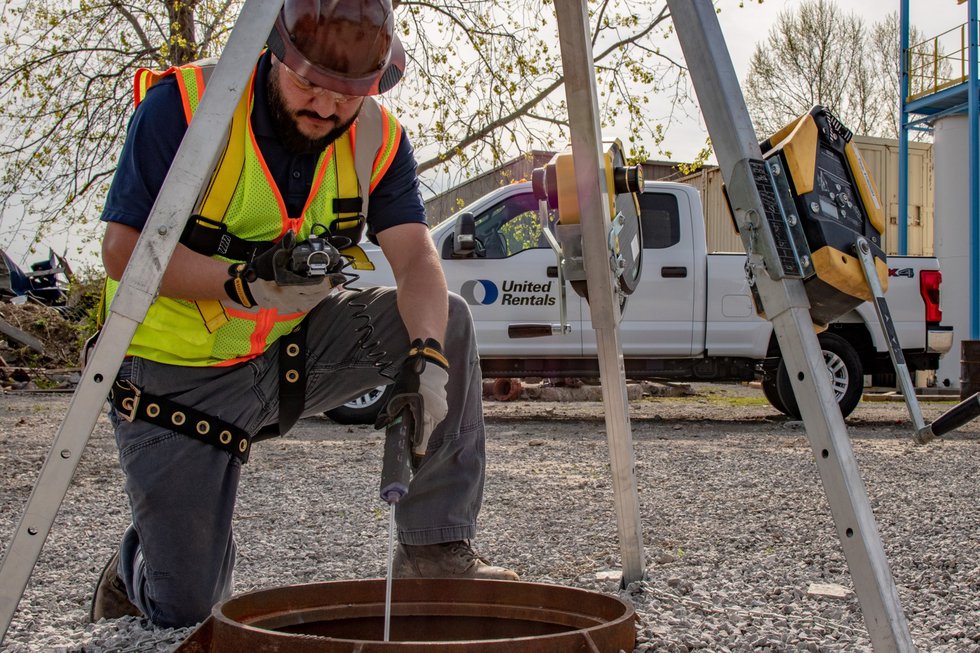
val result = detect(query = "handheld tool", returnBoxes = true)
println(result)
[378,393,425,642]
[262,231,344,286]
[284,235,342,280]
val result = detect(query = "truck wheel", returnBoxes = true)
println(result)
[775,333,863,420]
[761,374,788,415]
[324,384,393,425]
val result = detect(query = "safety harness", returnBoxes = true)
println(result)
[106,60,391,462]
[108,322,308,463]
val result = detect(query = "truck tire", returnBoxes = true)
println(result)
[775,333,863,420]
[761,374,789,415]
[324,384,393,425]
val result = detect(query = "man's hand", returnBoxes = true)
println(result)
[225,272,339,313]
[224,231,344,313]
[377,338,449,458]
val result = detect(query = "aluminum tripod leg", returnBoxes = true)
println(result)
[553,0,645,585]
[854,238,929,440]
[855,237,980,443]
[665,1,915,650]
[0,1,282,643]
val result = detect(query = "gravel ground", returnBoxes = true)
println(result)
[0,383,978,652]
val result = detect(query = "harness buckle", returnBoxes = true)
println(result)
[116,380,141,423]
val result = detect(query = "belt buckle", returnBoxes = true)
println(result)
[116,381,141,423]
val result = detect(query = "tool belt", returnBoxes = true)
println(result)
[108,321,310,464]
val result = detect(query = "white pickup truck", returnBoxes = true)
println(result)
[328,181,953,424]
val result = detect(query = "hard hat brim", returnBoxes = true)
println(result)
[269,14,405,96]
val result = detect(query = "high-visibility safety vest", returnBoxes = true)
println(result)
[104,58,402,367]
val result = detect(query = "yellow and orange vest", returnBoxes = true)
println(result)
[104,58,401,367]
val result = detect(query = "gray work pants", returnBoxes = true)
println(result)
[108,288,485,628]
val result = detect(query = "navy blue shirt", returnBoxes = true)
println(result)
[101,53,426,237]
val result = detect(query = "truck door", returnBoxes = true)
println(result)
[436,189,584,356]
[582,189,697,356]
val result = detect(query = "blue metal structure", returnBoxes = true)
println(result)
[900,0,979,338]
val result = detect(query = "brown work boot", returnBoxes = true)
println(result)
[90,551,143,622]
[393,541,518,581]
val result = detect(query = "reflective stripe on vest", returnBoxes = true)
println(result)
[105,60,401,367]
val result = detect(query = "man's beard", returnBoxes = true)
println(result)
[267,68,358,155]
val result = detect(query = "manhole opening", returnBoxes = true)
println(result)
[180,579,636,652]
[274,615,578,641]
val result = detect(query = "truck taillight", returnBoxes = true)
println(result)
[920,269,943,323]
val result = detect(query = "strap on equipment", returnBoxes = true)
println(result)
[254,318,310,442]
[331,98,384,271]
[180,214,272,261]
[333,131,373,271]
[108,319,310,460]
[109,380,253,463]
[188,61,250,332]
[276,320,309,435]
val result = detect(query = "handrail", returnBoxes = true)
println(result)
[906,22,970,100]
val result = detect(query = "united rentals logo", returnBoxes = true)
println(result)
[460,280,556,306]
[460,279,499,305]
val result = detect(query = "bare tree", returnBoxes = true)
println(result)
[744,1,944,141]
[866,12,941,139]
[0,0,237,256]
[744,0,868,137]
[0,0,698,258]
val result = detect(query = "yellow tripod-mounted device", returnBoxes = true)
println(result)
[741,105,889,329]
[532,139,644,302]
[745,105,980,444]
[508,140,644,339]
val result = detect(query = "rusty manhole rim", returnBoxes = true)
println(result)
[178,578,637,652]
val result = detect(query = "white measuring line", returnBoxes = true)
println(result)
[384,504,397,642]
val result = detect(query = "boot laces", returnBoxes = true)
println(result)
[446,540,487,566]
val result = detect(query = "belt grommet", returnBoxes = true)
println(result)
[172,411,186,426]
[220,430,233,445]
[147,403,160,418]
[239,439,248,453]
[285,369,299,383]
[121,398,134,411]
[196,420,210,435]
[286,343,300,357]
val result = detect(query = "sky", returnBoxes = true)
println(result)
[0,0,973,269]
[644,0,972,162]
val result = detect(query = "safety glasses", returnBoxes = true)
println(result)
[281,63,362,105]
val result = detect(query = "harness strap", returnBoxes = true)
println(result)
[109,380,253,463]
[275,320,309,436]
[196,61,247,223]
[188,62,250,332]
[180,214,272,261]
[331,98,382,271]
[109,321,309,459]
[354,98,384,217]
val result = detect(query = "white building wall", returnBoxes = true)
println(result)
[933,115,971,390]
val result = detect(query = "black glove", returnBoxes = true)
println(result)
[376,338,450,462]
[224,232,343,312]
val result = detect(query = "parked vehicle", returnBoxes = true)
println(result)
[328,181,952,424]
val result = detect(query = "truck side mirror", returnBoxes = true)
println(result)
[452,212,477,258]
